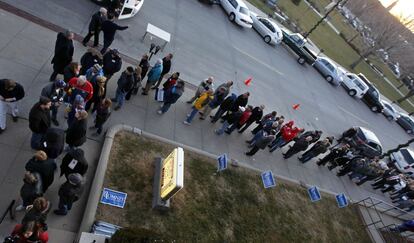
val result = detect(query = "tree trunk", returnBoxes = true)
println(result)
[395,90,414,104]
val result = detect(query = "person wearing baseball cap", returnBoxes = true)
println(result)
[41,79,66,126]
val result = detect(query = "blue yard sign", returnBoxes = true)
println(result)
[100,188,128,208]
[261,171,276,189]
[336,193,348,208]
[308,186,321,202]
[217,154,228,172]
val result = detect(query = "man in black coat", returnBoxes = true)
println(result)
[299,137,334,163]
[50,30,74,81]
[100,13,128,54]
[25,151,57,193]
[0,79,25,133]
[283,136,313,159]
[82,8,107,47]
[40,128,65,159]
[54,173,84,216]
[41,80,66,126]
[211,93,237,123]
[238,105,264,133]
[231,92,250,112]
[29,97,52,150]
[152,53,174,89]
[102,49,122,93]
[112,66,134,110]
[60,148,88,179]
[139,54,150,80]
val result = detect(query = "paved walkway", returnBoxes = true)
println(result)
[0,5,402,242]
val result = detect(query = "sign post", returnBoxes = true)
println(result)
[336,193,348,208]
[308,186,322,202]
[217,154,228,172]
[261,171,276,189]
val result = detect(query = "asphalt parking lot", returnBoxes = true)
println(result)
[2,0,412,157]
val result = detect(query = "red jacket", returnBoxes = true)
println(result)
[12,224,49,243]
[239,110,252,125]
[68,77,94,102]
[281,121,301,141]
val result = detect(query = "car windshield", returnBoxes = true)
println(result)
[401,149,414,165]
[291,34,305,45]
[239,7,249,15]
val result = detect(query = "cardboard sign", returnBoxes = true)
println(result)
[217,154,228,172]
[155,88,164,102]
[336,193,348,208]
[261,171,276,189]
[308,186,321,202]
[100,188,128,208]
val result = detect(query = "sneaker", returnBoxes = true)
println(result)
[183,121,190,125]
[157,110,163,115]
[12,116,18,122]
[51,119,59,126]
[15,205,25,211]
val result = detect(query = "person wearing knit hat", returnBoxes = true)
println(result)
[25,150,57,193]
[41,80,66,126]
[82,7,107,47]
[29,97,52,150]
[54,173,84,216]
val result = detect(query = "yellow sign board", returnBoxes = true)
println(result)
[160,147,184,200]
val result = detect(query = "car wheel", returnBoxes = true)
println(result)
[264,35,271,44]
[229,13,235,22]
[371,106,379,112]
[325,76,333,83]
[297,57,305,65]
[348,90,357,97]
[386,116,393,121]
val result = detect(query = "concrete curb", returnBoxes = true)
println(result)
[77,124,345,241]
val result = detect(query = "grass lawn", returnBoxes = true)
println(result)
[246,0,414,112]
[96,132,371,242]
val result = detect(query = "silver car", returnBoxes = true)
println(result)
[390,148,414,175]
[313,56,344,86]
[250,13,283,45]
[380,100,399,121]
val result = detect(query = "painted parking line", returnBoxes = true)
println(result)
[338,106,370,126]
[232,46,284,76]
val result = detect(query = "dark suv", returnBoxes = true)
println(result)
[358,74,384,113]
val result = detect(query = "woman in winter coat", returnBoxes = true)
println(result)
[25,151,56,193]
[60,148,89,179]
[39,127,65,159]
[22,197,51,230]
[85,75,106,112]
[299,137,333,163]
[226,105,253,134]
[246,130,276,156]
[80,48,103,75]
[125,66,143,100]
[54,173,84,216]
[158,80,185,114]
[269,121,301,152]
[66,95,85,127]
[162,72,180,91]
[63,62,81,83]
[91,98,112,135]
[251,111,278,134]
[11,220,49,243]
[66,110,88,149]
[17,172,43,211]
[138,54,150,80]
[184,90,213,125]
[142,59,163,95]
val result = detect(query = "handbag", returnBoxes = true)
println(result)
[154,88,164,102]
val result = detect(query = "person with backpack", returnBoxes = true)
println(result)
[111,66,135,110]
[54,173,84,216]
[60,148,89,179]
[16,172,43,212]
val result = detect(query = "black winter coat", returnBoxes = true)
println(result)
[58,181,84,204]
[60,149,89,178]
[219,95,236,111]
[20,172,43,206]
[0,79,25,101]
[66,119,87,147]
[95,104,111,125]
[25,158,56,193]
[224,110,243,125]
[40,128,65,159]
[22,206,49,227]
[51,32,74,73]
[101,20,128,41]
[88,12,104,32]
[63,65,78,83]
[117,71,134,92]
[103,53,122,76]
[247,107,263,123]
[307,141,330,155]
[161,57,171,75]
[80,52,103,75]
[29,103,51,134]
[291,138,310,152]
[231,95,248,111]
[139,58,150,79]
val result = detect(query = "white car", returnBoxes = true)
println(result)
[390,148,414,175]
[341,73,369,99]
[91,0,144,19]
[312,57,345,86]
[250,13,283,44]
[219,0,253,28]
[381,100,399,121]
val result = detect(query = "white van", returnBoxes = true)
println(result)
[91,0,144,19]
[341,73,369,99]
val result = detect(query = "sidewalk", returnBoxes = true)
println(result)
[0,5,404,242]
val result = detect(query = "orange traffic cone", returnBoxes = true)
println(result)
[292,104,300,110]
[244,77,252,86]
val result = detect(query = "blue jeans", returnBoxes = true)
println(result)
[56,197,73,215]
[31,133,44,150]
[216,121,230,135]
[115,88,126,107]
[160,103,172,113]
[269,137,286,152]
[186,107,199,123]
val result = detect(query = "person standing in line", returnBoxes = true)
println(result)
[65,110,88,149]
[102,49,122,82]
[283,136,313,159]
[161,72,180,91]
[63,62,81,83]
[125,66,142,100]
[80,48,103,75]
[54,173,84,216]
[21,197,51,231]
[184,90,213,125]
[16,172,43,212]
[238,105,264,133]
[29,97,52,150]
[25,150,56,193]
[246,117,283,147]
[269,121,301,152]
[82,7,107,47]
[215,106,245,135]
[142,59,163,95]
[91,98,112,135]
[50,30,74,81]
[230,92,250,112]
[10,221,49,243]
[60,148,89,179]
[85,64,104,84]
[39,127,65,160]
[317,143,350,168]
[245,130,276,156]
[85,75,106,112]
[138,54,150,80]
[151,53,173,89]
[0,79,25,133]
[112,66,135,110]
[226,105,253,134]
[158,80,185,114]
[100,13,128,54]
[199,85,228,120]
[187,77,214,104]
[67,76,94,103]
[41,80,66,126]
[210,93,236,123]
[299,137,333,163]
[251,111,277,134]
[66,95,85,128]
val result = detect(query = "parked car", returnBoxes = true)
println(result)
[281,30,318,65]
[91,0,144,19]
[219,0,253,28]
[250,13,283,45]
[381,100,399,121]
[312,57,344,85]
[340,73,369,99]
[390,148,414,174]
[396,113,414,134]
[358,74,384,113]
[346,126,383,158]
